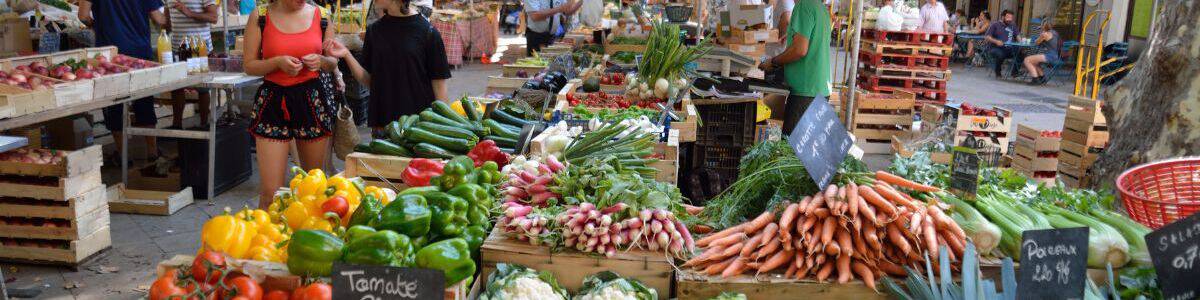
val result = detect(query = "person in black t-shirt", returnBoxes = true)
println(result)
[326,0,452,132]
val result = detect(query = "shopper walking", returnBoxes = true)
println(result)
[243,0,341,208]
[918,0,949,33]
[984,10,1020,77]
[165,0,217,129]
[327,0,453,133]
[78,0,167,164]
[758,0,831,133]
[523,0,581,55]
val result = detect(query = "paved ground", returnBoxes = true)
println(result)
[1,39,1078,299]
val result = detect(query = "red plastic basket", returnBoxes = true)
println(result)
[1116,157,1200,229]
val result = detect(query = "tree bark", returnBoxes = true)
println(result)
[1089,1,1200,189]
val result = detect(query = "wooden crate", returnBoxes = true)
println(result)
[1064,95,1105,128]
[0,145,102,177]
[1058,162,1089,188]
[0,83,55,116]
[554,94,699,142]
[849,90,915,154]
[0,201,108,240]
[649,142,679,184]
[158,254,302,293]
[0,224,110,265]
[675,270,886,300]
[159,62,189,83]
[1010,164,1057,186]
[480,228,673,296]
[0,185,106,220]
[1058,140,1101,168]
[343,152,415,182]
[946,105,1012,134]
[83,46,132,99]
[727,28,779,44]
[726,43,766,58]
[1012,145,1058,171]
[1062,123,1108,148]
[0,169,101,200]
[501,64,546,77]
[604,43,647,55]
[487,75,529,94]
[953,134,1010,154]
[39,49,95,106]
[106,184,195,216]
[128,64,163,91]
[1015,125,1061,153]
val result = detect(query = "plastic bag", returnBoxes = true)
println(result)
[875,5,903,31]
[579,0,604,27]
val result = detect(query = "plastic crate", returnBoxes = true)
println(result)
[178,119,253,200]
[1117,157,1200,229]
[694,101,757,147]
[665,5,692,23]
[689,144,747,189]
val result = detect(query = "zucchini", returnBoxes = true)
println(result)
[401,114,419,132]
[461,97,482,122]
[420,110,463,127]
[415,121,478,142]
[386,120,405,144]
[354,143,372,153]
[413,143,455,159]
[485,135,518,147]
[432,101,469,124]
[406,127,474,152]
[483,119,520,138]
[368,139,413,157]
[490,109,532,127]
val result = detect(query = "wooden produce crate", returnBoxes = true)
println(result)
[675,270,886,300]
[0,145,101,177]
[648,142,679,184]
[1012,124,1060,174]
[604,43,647,55]
[501,64,546,77]
[1015,125,1061,153]
[159,62,189,83]
[83,46,132,99]
[0,224,110,266]
[726,43,767,58]
[726,28,779,44]
[1058,139,1101,169]
[953,134,1010,154]
[847,90,915,154]
[480,228,673,296]
[127,63,164,92]
[0,169,102,200]
[1057,162,1090,189]
[1062,95,1106,142]
[158,254,302,293]
[37,50,95,107]
[0,186,108,240]
[947,105,1012,134]
[0,83,55,117]
[343,152,415,182]
[486,75,529,95]
[106,184,195,216]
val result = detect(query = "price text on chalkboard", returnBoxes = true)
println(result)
[1146,213,1200,300]
[1018,227,1089,300]
[787,96,852,188]
[332,263,446,300]
[950,146,980,197]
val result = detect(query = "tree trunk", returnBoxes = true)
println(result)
[1089,1,1200,189]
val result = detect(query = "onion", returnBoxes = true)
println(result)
[654,78,670,98]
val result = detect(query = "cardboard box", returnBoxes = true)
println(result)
[0,14,32,56]
[45,115,94,151]
[729,29,779,44]
[727,43,767,59]
[724,4,773,30]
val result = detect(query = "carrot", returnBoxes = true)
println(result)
[758,249,794,273]
[852,226,869,259]
[794,251,806,269]
[875,171,941,192]
[756,238,782,260]
[820,217,836,245]
[682,203,705,215]
[815,261,834,282]
[799,215,818,235]
[863,225,881,251]
[684,246,723,267]
[887,223,912,255]
[722,258,746,278]
[825,184,838,200]
[710,232,748,248]
[807,194,826,214]
[743,211,775,235]
[697,224,744,247]
[690,224,714,234]
[720,242,744,259]
[785,261,798,278]
[858,195,879,226]
[812,208,831,218]
[779,203,800,236]
[815,253,826,266]
[836,227,854,258]
[760,223,779,248]
[877,260,906,276]
[836,254,853,283]
[798,196,813,213]
[910,211,925,235]
[847,182,860,216]
[874,184,920,211]
[741,233,765,258]
[930,205,966,239]
[923,218,938,258]
[824,242,841,256]
[857,186,898,216]
[705,257,734,275]
[852,261,877,290]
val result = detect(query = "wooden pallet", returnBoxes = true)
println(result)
[675,269,886,300]
[860,64,952,80]
[862,29,955,46]
[0,225,110,266]
[0,145,101,177]
[0,169,102,200]
[106,184,194,216]
[0,186,108,240]
[858,73,948,90]
[480,228,673,296]
[858,49,951,69]
[860,39,953,57]
[344,152,417,182]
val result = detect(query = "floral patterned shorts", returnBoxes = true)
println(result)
[249,73,336,141]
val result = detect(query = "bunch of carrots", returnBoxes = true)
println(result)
[682,171,968,290]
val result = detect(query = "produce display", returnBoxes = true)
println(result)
[149,251,333,300]
[354,97,536,157]
[512,56,549,68]
[611,52,638,64]
[625,21,710,101]
[480,264,655,300]
[570,105,661,123]
[520,71,572,93]
[0,148,69,164]
[1,65,56,90]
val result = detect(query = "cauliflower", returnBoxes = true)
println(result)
[497,277,565,300]
[481,264,570,300]
[577,285,639,300]
[573,271,656,300]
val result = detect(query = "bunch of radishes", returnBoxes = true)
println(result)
[0,148,67,164]
[498,202,553,246]
[501,155,566,207]
[628,207,694,259]
[559,202,624,257]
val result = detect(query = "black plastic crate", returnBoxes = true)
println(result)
[179,119,253,199]
[689,143,748,191]
[694,101,757,147]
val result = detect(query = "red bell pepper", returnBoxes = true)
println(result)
[468,140,510,167]
[401,158,445,187]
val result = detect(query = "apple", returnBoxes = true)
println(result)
[15,65,28,72]
[29,61,42,69]
[11,74,26,83]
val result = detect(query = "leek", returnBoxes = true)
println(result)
[973,191,1051,257]
[1088,209,1151,267]
[943,194,1002,254]
[1039,204,1130,268]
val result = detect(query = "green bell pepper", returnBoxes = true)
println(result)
[372,194,432,238]
[287,230,344,277]
[460,225,487,260]
[476,161,503,185]
[342,227,415,267]
[415,238,476,287]
[448,183,492,227]
[431,156,476,190]
[344,225,378,243]
[424,191,469,238]
[412,235,430,249]
[398,186,441,196]
[347,194,383,227]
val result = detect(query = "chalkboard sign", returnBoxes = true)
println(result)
[787,96,852,188]
[515,123,545,155]
[1017,227,1089,300]
[1145,212,1200,300]
[950,146,980,197]
[331,263,446,300]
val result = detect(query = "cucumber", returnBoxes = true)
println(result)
[420,110,463,127]
[354,143,372,153]
[415,121,478,142]
[406,127,473,152]
[461,97,482,122]
[483,119,519,138]
[413,143,455,159]
[485,135,517,147]
[368,139,413,157]
[490,109,532,127]
[386,120,405,144]
[432,101,469,124]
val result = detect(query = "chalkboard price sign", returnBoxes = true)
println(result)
[1017,227,1089,300]
[331,263,446,300]
[1146,213,1200,300]
[787,96,852,188]
[949,146,980,197]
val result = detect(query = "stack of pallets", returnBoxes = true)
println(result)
[843,89,915,154]
[1011,125,1061,186]
[1058,96,1109,188]
[857,29,953,109]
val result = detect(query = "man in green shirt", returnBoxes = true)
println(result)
[760,0,831,132]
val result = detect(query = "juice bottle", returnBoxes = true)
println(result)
[156,30,173,63]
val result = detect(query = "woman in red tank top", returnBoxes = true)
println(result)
[243,0,341,208]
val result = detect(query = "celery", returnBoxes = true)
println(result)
[1040,205,1131,268]
[943,194,1002,254]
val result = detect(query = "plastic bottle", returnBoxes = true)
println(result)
[156,30,173,63]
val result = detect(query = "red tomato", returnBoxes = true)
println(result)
[221,275,263,300]
[321,196,349,218]
[183,280,217,299]
[290,283,332,300]
[149,270,190,300]
[264,290,290,300]
[191,250,228,285]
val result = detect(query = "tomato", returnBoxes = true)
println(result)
[320,196,349,218]
[221,275,263,300]
[264,290,290,300]
[290,283,332,300]
[149,269,189,300]
[191,250,228,285]
[184,280,217,299]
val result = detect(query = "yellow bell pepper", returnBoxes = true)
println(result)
[290,167,328,198]
[328,175,362,203]
[451,100,485,117]
[201,213,258,259]
[247,245,280,262]
[364,186,393,206]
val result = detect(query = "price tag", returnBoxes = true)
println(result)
[950,146,980,198]
[1146,213,1200,300]
[1018,227,1089,300]
[668,129,680,146]
[332,263,445,300]
[753,31,769,41]
[787,96,852,188]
